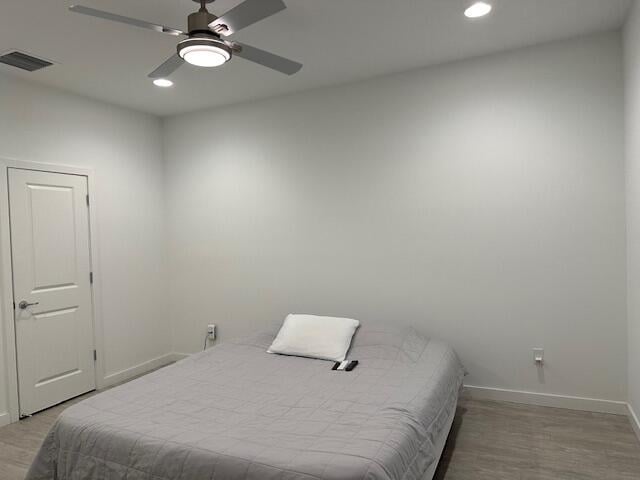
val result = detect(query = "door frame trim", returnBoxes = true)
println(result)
[0,158,104,423]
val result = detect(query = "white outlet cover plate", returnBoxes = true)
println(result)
[533,348,544,363]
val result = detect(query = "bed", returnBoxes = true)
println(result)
[26,323,464,480]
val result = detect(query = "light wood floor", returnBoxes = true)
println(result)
[0,386,638,479]
[434,392,640,479]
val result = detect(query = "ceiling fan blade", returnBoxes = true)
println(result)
[209,0,286,36]
[148,54,185,79]
[69,5,185,36]
[232,42,302,75]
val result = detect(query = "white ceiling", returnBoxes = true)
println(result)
[0,0,632,116]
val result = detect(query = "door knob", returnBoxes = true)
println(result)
[18,300,39,310]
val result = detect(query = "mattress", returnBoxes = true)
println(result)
[26,323,464,480]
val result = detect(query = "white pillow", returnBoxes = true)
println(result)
[267,314,360,362]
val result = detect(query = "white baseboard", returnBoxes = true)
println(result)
[464,385,628,415]
[171,352,191,361]
[628,403,640,441]
[102,353,176,388]
[0,411,10,427]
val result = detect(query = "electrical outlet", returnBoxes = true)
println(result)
[533,348,544,365]
[207,324,216,340]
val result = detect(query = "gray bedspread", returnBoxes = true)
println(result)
[26,324,464,480]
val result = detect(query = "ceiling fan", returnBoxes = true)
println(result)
[69,0,302,80]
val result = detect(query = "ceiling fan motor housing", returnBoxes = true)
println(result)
[178,6,233,68]
[188,9,217,35]
[178,7,232,66]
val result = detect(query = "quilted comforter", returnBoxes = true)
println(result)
[26,324,464,480]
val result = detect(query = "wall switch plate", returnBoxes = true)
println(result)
[533,348,544,365]
[207,324,216,340]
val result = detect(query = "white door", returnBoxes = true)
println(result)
[9,168,96,416]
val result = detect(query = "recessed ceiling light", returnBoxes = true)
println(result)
[153,78,173,88]
[465,2,492,18]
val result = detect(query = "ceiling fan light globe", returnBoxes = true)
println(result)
[177,37,232,68]
[181,46,230,67]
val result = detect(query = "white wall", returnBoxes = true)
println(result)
[0,74,171,421]
[624,1,640,422]
[164,32,627,403]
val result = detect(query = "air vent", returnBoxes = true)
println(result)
[0,51,53,72]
